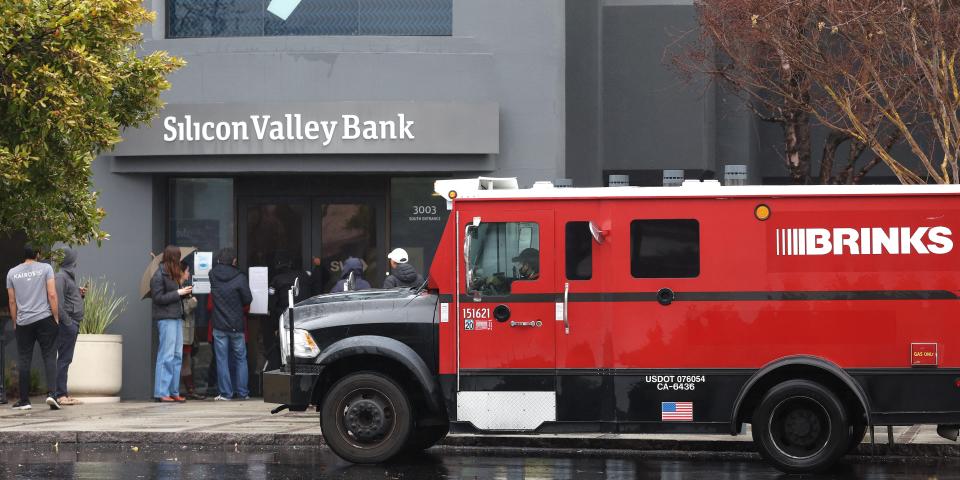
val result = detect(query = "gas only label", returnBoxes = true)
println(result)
[645,375,706,391]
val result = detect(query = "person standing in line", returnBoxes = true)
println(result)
[382,248,425,289]
[209,248,252,401]
[266,253,307,371]
[330,257,371,293]
[53,248,86,406]
[178,262,203,400]
[151,246,192,403]
[5,244,61,410]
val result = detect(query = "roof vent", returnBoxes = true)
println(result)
[663,170,684,187]
[608,174,630,187]
[553,178,573,188]
[532,181,555,189]
[724,165,748,186]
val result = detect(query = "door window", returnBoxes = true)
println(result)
[630,219,700,278]
[466,222,540,295]
[565,222,593,280]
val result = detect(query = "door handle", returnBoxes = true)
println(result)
[563,282,570,334]
[510,320,543,328]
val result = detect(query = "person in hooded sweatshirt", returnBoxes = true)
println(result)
[330,256,371,293]
[54,248,85,406]
[209,248,252,401]
[382,248,424,289]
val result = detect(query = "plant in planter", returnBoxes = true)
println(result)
[68,278,127,403]
[80,278,127,334]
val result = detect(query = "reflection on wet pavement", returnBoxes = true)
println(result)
[0,444,957,479]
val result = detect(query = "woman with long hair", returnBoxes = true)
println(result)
[150,245,193,402]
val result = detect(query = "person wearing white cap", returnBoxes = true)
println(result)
[382,248,424,289]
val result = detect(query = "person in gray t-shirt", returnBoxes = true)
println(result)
[5,244,61,410]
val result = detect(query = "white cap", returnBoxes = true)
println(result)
[387,248,409,264]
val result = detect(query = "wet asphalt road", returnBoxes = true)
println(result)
[0,444,957,480]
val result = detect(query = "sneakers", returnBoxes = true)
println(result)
[45,396,61,410]
[236,395,250,401]
[213,395,232,401]
[12,401,32,410]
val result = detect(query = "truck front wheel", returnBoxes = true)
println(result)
[752,379,849,473]
[321,372,413,463]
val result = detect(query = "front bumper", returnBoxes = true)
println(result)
[262,367,320,406]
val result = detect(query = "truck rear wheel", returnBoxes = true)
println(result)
[752,379,848,473]
[321,372,413,463]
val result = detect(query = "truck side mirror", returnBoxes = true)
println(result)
[292,277,300,297]
[589,221,606,245]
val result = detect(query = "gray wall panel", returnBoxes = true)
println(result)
[76,160,155,399]
[565,0,603,187]
[601,5,710,173]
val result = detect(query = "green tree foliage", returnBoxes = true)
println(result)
[0,0,183,247]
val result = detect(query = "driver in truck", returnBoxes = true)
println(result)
[512,247,540,280]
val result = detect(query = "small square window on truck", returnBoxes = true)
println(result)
[630,219,700,278]
[565,221,593,280]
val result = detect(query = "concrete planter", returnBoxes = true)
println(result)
[67,333,122,403]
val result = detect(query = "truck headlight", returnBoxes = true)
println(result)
[280,313,321,364]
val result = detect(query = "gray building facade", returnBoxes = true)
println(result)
[76,0,569,399]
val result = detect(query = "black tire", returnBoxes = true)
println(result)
[320,372,413,463]
[406,423,449,452]
[847,423,868,454]
[752,379,849,473]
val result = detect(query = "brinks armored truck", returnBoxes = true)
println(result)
[264,177,960,473]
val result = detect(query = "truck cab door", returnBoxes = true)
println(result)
[455,209,557,431]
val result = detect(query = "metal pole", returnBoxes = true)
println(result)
[288,287,295,376]
[0,317,6,404]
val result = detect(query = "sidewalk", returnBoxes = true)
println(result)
[0,399,957,458]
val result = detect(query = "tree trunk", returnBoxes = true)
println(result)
[819,131,849,184]
[783,111,812,184]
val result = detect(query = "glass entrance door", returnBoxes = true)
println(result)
[236,196,383,392]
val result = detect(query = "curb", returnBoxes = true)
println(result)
[0,431,956,458]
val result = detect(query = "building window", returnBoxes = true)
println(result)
[630,219,699,278]
[167,0,453,38]
[565,222,592,280]
[169,178,235,253]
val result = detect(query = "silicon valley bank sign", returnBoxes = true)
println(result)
[113,102,499,156]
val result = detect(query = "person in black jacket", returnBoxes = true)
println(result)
[330,257,371,293]
[382,248,424,289]
[209,248,252,401]
[54,248,85,406]
[265,253,307,371]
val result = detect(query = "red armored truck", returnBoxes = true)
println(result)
[264,177,960,473]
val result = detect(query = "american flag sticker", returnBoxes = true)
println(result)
[661,402,693,421]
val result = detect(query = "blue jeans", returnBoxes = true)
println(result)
[213,329,248,398]
[154,319,183,398]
